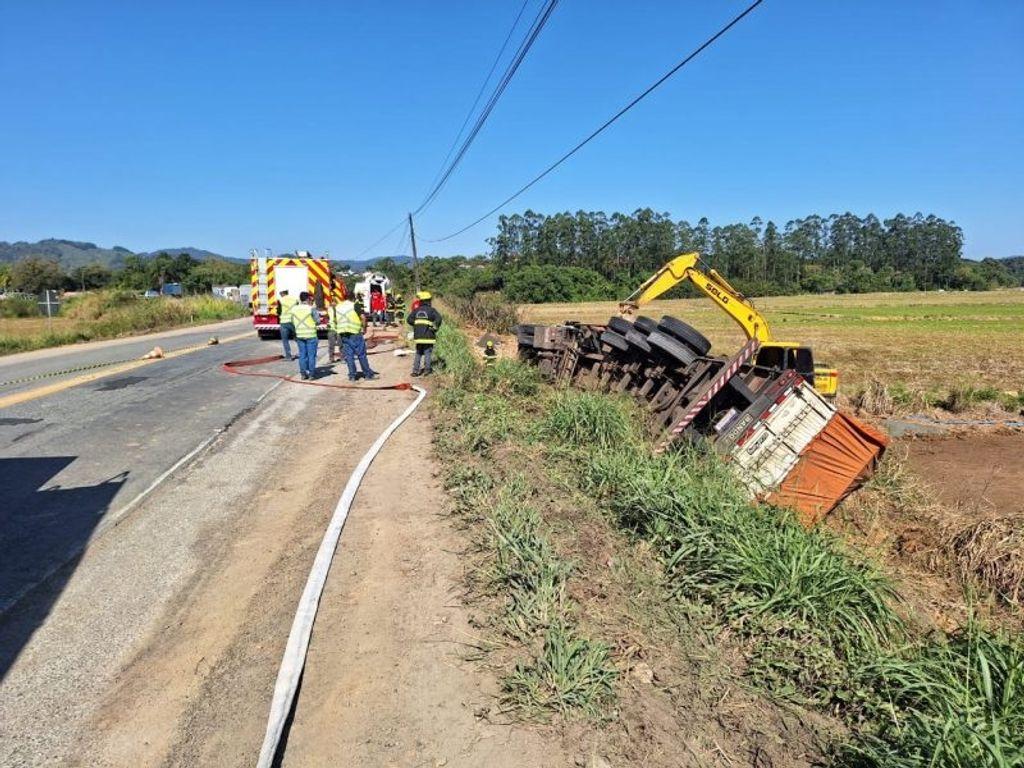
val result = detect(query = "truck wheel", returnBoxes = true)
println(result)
[658,317,711,356]
[647,331,697,367]
[600,330,630,353]
[607,317,633,336]
[624,329,652,355]
[633,316,658,335]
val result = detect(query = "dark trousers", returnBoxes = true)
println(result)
[412,343,433,374]
[342,334,373,379]
[280,322,295,358]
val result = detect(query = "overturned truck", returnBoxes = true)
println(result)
[517,315,888,525]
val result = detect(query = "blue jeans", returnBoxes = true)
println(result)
[296,337,318,377]
[342,334,374,379]
[280,322,295,358]
[412,344,433,374]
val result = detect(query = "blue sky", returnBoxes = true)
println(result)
[1,1,1021,260]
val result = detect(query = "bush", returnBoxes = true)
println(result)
[0,296,40,318]
[502,265,614,304]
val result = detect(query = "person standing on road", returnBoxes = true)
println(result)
[291,291,321,380]
[278,289,298,360]
[407,291,442,377]
[326,300,344,363]
[336,299,378,381]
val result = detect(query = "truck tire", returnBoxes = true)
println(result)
[633,316,658,335]
[624,329,652,355]
[600,330,630,353]
[647,331,697,367]
[607,317,634,336]
[658,316,711,356]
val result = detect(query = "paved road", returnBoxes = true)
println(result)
[0,319,294,619]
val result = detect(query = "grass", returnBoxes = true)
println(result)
[520,289,1024,399]
[433,318,1024,763]
[432,323,618,719]
[0,289,248,355]
[841,621,1024,767]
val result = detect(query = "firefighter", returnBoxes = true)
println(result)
[336,298,378,381]
[278,289,298,360]
[406,291,442,376]
[291,291,320,380]
[483,339,497,366]
[392,292,407,324]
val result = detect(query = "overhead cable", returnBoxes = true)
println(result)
[412,0,560,216]
[426,0,765,243]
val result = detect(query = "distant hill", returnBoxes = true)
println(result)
[0,239,233,270]
[341,255,413,271]
[0,239,136,270]
[137,247,236,262]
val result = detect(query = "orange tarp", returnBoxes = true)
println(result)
[766,412,889,526]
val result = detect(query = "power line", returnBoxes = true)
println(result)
[350,217,407,261]
[350,0,548,261]
[412,0,559,217]
[421,0,531,198]
[426,0,765,243]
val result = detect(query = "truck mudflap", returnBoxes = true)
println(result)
[764,412,889,526]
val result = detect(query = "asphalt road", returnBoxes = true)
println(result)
[0,318,294,617]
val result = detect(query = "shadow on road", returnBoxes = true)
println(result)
[0,457,126,679]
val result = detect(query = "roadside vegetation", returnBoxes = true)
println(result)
[0,289,246,355]
[432,317,1024,766]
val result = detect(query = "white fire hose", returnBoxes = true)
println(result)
[256,384,427,767]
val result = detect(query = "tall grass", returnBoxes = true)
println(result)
[444,291,519,334]
[0,290,246,356]
[433,324,618,718]
[841,621,1024,767]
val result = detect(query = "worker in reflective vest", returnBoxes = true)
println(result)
[335,299,378,381]
[406,291,442,376]
[326,301,345,363]
[290,291,320,380]
[278,290,298,360]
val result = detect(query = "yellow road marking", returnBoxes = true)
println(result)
[0,331,253,410]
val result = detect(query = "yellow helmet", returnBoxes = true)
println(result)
[486,340,494,348]
[416,290,432,301]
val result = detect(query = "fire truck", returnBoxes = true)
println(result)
[249,250,346,339]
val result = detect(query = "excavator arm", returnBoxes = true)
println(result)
[620,252,772,342]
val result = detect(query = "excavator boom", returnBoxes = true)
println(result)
[621,252,771,341]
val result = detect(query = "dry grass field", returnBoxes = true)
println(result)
[520,289,1024,397]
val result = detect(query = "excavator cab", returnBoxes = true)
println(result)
[755,343,837,398]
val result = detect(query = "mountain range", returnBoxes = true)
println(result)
[0,239,413,272]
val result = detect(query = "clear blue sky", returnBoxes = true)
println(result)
[2,1,1021,260]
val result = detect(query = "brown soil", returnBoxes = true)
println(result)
[904,431,1024,517]
[832,428,1024,631]
[75,352,567,767]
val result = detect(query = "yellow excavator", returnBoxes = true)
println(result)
[620,252,838,397]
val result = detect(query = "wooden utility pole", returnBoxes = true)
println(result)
[407,212,421,291]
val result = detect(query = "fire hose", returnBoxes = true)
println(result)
[222,340,427,767]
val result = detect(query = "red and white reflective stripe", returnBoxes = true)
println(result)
[655,339,760,454]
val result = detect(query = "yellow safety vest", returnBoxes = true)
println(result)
[329,306,362,334]
[291,304,318,339]
[279,294,298,322]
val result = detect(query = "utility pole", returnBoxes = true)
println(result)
[407,212,421,291]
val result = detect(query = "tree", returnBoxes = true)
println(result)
[68,262,113,291]
[10,256,65,294]
[0,263,10,292]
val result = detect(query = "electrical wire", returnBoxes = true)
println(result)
[351,217,408,261]
[425,0,765,243]
[412,0,559,217]
[421,0,532,198]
